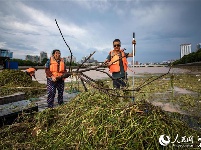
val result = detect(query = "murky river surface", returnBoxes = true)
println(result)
[33,67,190,84]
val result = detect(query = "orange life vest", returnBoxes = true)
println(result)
[26,68,36,76]
[50,56,65,77]
[109,50,128,73]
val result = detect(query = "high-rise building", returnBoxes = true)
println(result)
[0,49,13,68]
[25,55,40,62]
[26,51,47,63]
[196,43,201,51]
[180,44,191,58]
[40,51,48,63]
[0,49,13,58]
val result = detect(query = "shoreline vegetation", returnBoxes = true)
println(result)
[17,60,201,70]
[0,65,201,149]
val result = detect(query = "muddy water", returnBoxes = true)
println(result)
[149,86,201,130]
[149,85,199,114]
[33,67,190,84]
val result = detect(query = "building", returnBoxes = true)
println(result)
[25,51,47,63]
[80,56,97,63]
[40,51,48,63]
[0,49,13,68]
[25,55,40,63]
[130,60,139,65]
[180,44,191,58]
[0,49,13,58]
[196,43,201,51]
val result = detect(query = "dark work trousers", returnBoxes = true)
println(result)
[113,76,127,89]
[47,78,64,108]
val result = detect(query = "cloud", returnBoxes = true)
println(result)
[72,0,112,11]
[0,0,201,63]
[0,42,7,48]
[0,1,91,58]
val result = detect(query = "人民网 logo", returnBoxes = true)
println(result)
[159,135,171,146]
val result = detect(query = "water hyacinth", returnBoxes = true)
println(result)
[0,69,46,98]
[0,91,200,149]
[0,68,201,149]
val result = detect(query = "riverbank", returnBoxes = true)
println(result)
[173,64,201,74]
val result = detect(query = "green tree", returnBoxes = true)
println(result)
[173,48,201,65]
[10,58,39,66]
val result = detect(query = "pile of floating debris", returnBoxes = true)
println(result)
[0,69,46,98]
[0,69,46,126]
[0,91,201,149]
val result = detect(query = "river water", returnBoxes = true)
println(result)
[34,67,190,84]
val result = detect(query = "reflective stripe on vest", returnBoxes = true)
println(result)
[109,50,128,73]
[50,57,65,77]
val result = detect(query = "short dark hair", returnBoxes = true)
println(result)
[113,39,121,45]
[52,49,60,55]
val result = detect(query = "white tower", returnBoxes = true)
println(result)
[180,44,191,58]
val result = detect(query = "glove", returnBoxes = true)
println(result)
[56,72,73,81]
[132,40,136,45]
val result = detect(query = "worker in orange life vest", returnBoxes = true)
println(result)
[45,49,71,108]
[104,39,136,89]
[26,67,37,80]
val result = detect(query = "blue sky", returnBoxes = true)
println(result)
[0,0,201,63]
